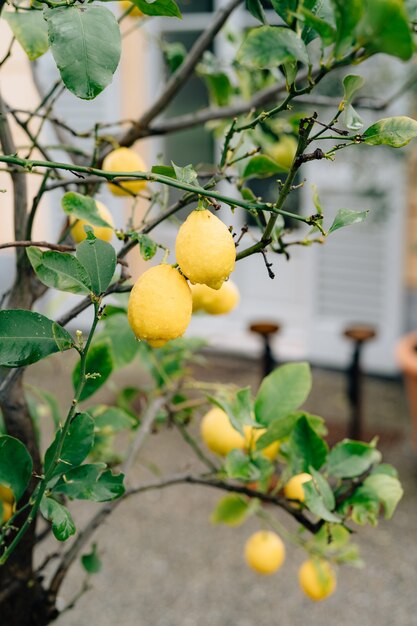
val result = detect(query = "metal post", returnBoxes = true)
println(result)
[343,325,377,440]
[249,322,281,379]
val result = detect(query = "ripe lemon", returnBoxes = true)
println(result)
[245,530,285,574]
[127,264,192,347]
[284,472,312,502]
[200,407,244,456]
[265,135,298,171]
[120,0,143,16]
[191,281,240,315]
[0,484,14,505]
[299,559,336,601]
[175,209,236,290]
[243,425,280,461]
[1,501,13,524]
[70,200,114,243]
[102,147,147,196]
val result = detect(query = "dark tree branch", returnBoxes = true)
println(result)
[118,0,244,147]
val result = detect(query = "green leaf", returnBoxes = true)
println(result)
[242,155,286,180]
[209,387,253,435]
[97,313,138,369]
[151,165,176,178]
[53,464,125,502]
[40,496,76,541]
[0,310,73,367]
[254,362,312,426]
[246,0,267,24]
[27,247,92,295]
[76,236,116,295]
[342,104,363,132]
[210,494,253,527]
[303,479,341,523]
[171,162,198,185]
[0,436,33,502]
[225,449,273,483]
[287,416,328,471]
[298,6,336,47]
[339,488,380,526]
[29,387,62,429]
[356,0,413,61]
[270,0,297,24]
[327,440,381,479]
[331,0,363,57]
[255,413,300,449]
[90,405,136,433]
[162,41,187,73]
[72,341,114,401]
[44,412,95,476]
[328,208,368,234]
[363,116,417,148]
[45,5,121,100]
[61,192,113,228]
[127,233,158,261]
[238,26,309,70]
[81,544,102,574]
[362,473,403,519]
[342,74,365,105]
[130,0,181,18]
[310,466,335,511]
[406,0,417,20]
[4,10,49,60]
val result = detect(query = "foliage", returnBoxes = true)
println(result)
[0,0,411,620]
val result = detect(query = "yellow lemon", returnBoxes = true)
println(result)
[299,559,336,601]
[0,484,14,505]
[243,425,280,461]
[120,0,143,17]
[176,209,236,290]
[191,281,240,315]
[70,200,114,243]
[283,472,312,503]
[245,530,285,575]
[102,147,147,196]
[127,264,192,348]
[1,501,13,525]
[200,407,244,456]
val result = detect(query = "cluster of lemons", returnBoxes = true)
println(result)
[69,147,240,347]
[201,407,336,602]
[127,208,238,346]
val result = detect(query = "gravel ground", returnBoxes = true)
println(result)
[28,352,417,626]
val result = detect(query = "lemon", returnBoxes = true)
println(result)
[120,0,143,17]
[102,147,147,196]
[245,530,285,575]
[176,209,236,290]
[191,281,239,315]
[200,407,244,456]
[284,472,312,503]
[243,425,280,461]
[265,135,298,171]
[299,559,336,601]
[1,501,13,525]
[127,264,192,347]
[70,200,114,243]
[0,484,14,505]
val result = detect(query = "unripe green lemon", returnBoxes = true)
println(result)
[191,281,240,315]
[176,209,236,290]
[245,530,285,574]
[200,407,244,456]
[298,559,336,601]
[102,147,147,196]
[127,265,192,348]
[265,135,297,171]
[284,472,312,502]
[70,200,114,243]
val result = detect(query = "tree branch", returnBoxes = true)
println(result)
[118,0,244,147]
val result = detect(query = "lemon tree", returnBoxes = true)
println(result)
[0,0,412,622]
